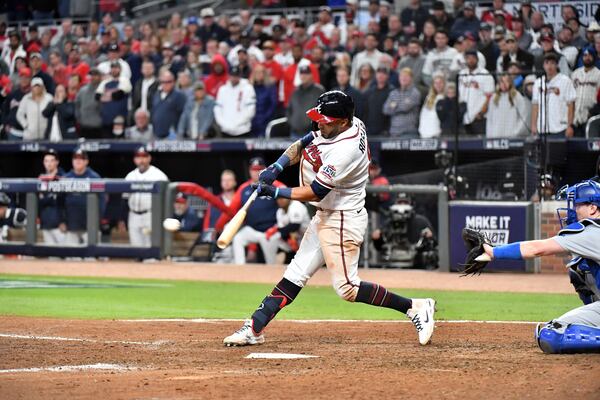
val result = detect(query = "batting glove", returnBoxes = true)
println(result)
[258,163,283,185]
[252,182,278,198]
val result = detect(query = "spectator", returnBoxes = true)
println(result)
[419,74,446,138]
[262,41,284,86]
[486,74,529,138]
[350,33,382,88]
[527,12,546,46]
[333,66,366,121]
[214,66,256,137]
[431,1,454,32]
[383,68,421,137]
[478,23,499,73]
[172,193,203,232]
[450,32,486,77]
[250,65,277,137]
[422,29,458,86]
[96,62,132,138]
[185,46,203,82]
[75,68,103,139]
[38,149,66,245]
[178,81,215,139]
[177,69,195,101]
[65,46,90,88]
[498,32,534,72]
[28,52,55,95]
[159,42,186,76]
[1,31,26,74]
[123,146,168,247]
[532,33,571,76]
[531,53,576,137]
[228,33,264,69]
[481,0,512,30]
[571,48,600,136]
[386,15,405,44]
[267,197,311,264]
[151,70,187,139]
[1,67,31,140]
[419,19,437,52]
[398,38,426,88]
[450,2,479,40]
[557,26,579,69]
[234,48,252,79]
[50,19,75,49]
[311,45,334,91]
[203,53,229,98]
[308,6,336,41]
[458,50,495,136]
[364,66,392,136]
[436,82,459,136]
[43,84,77,141]
[286,65,325,137]
[97,43,132,80]
[282,44,320,106]
[9,56,28,87]
[131,60,159,119]
[197,7,228,45]
[356,63,375,93]
[16,77,53,141]
[512,15,533,51]
[400,0,430,36]
[47,50,69,88]
[126,109,154,141]
[217,157,282,265]
[121,40,142,85]
[204,169,237,234]
[63,149,104,246]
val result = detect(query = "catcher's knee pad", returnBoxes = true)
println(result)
[536,322,600,354]
[334,281,359,302]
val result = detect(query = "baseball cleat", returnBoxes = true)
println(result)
[223,320,265,347]
[408,298,436,345]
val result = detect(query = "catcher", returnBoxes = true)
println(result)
[461,179,600,354]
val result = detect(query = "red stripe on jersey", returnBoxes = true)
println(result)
[315,175,334,189]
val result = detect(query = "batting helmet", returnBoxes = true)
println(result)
[555,180,600,228]
[306,90,354,124]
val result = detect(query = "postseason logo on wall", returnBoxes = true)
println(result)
[464,215,512,245]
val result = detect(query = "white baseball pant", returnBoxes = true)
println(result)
[41,228,66,245]
[64,231,88,246]
[128,211,152,247]
[283,208,368,301]
[233,225,280,265]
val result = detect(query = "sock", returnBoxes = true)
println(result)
[355,281,412,314]
[251,278,302,334]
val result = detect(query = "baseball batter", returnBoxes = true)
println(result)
[224,91,436,346]
[473,180,600,354]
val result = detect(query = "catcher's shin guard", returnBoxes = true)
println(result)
[250,278,302,334]
[536,322,600,354]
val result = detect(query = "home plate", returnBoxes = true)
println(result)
[246,353,319,359]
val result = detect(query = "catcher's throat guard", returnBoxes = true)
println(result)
[555,180,600,229]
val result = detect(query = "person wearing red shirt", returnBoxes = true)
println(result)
[203,53,229,98]
[281,43,320,106]
[481,0,513,30]
[261,41,283,84]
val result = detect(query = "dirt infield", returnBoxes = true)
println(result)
[0,317,598,400]
[0,259,573,293]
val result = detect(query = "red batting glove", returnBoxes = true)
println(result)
[265,225,278,240]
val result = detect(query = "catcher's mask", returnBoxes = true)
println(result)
[555,180,600,228]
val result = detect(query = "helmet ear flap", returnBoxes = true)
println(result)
[311,121,319,131]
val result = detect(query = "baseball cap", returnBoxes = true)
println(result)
[249,157,265,170]
[432,1,445,10]
[187,16,199,25]
[29,52,42,59]
[464,49,478,57]
[319,5,332,13]
[31,77,44,87]
[464,2,475,10]
[43,148,59,158]
[89,67,101,76]
[201,7,215,18]
[229,65,241,76]
[134,146,150,157]
[162,41,173,50]
[523,74,536,85]
[480,22,492,31]
[110,60,121,68]
[194,81,206,90]
[587,21,600,32]
[463,31,476,42]
[19,67,32,78]
[108,43,119,52]
[505,32,516,42]
[175,193,188,203]
[298,65,312,74]
[72,148,88,159]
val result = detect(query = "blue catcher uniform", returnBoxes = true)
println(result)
[536,180,600,354]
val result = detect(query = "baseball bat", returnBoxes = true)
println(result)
[216,190,258,249]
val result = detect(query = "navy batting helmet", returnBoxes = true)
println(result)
[555,180,600,227]
[306,90,354,124]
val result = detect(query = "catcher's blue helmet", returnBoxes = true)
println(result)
[555,180,600,228]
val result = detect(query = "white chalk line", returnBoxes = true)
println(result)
[0,333,168,346]
[0,363,132,374]
[121,318,539,325]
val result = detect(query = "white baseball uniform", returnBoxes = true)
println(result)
[274,200,311,252]
[124,165,168,247]
[283,117,370,301]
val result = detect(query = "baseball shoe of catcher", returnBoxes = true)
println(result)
[223,320,265,346]
[407,298,436,345]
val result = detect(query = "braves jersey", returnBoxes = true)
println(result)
[124,165,168,212]
[300,117,370,211]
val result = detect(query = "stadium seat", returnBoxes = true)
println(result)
[265,117,290,138]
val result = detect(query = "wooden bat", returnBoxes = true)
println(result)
[216,190,258,249]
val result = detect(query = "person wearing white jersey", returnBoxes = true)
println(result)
[223,91,436,347]
[265,198,311,263]
[123,146,168,247]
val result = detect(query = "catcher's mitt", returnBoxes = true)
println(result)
[461,228,492,276]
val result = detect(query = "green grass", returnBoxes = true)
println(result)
[0,274,581,321]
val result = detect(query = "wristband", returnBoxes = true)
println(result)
[492,242,523,260]
[275,154,290,170]
[275,187,292,199]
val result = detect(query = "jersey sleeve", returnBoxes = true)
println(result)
[314,153,354,190]
[553,227,600,261]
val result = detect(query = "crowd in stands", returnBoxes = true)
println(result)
[1,1,600,141]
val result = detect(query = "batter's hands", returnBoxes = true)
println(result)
[258,163,282,185]
[252,182,278,198]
